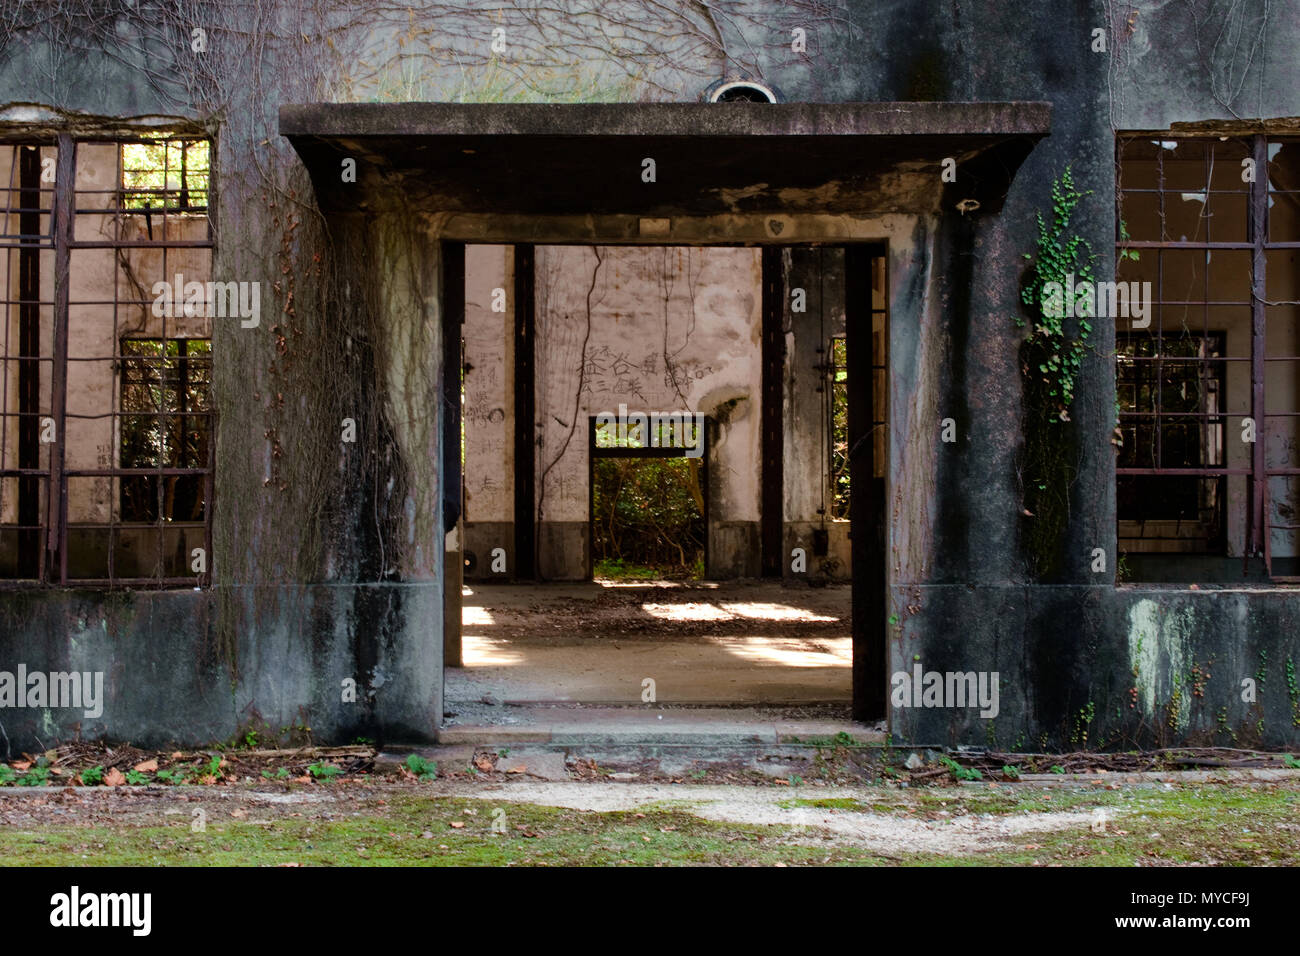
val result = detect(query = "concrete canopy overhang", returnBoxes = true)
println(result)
[280,102,1051,217]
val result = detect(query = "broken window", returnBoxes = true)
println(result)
[0,135,214,585]
[1116,333,1226,551]
[1116,135,1300,580]
[118,338,211,524]
[120,140,210,212]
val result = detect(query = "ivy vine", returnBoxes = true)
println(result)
[1016,166,1097,579]
[1017,165,1097,420]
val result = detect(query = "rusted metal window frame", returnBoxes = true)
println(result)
[1,133,215,588]
[1116,133,1300,580]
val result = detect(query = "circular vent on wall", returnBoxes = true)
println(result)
[704,77,782,103]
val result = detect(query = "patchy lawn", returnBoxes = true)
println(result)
[2,776,1297,866]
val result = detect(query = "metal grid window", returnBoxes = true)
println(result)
[0,134,214,586]
[828,255,886,521]
[1117,135,1300,579]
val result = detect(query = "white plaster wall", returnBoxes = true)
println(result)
[533,245,762,526]
[462,244,512,523]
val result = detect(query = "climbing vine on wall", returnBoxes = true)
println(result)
[1017,166,1096,416]
[1016,167,1097,579]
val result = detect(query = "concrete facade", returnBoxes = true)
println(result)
[1,1,1299,751]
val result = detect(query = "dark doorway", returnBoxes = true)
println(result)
[846,245,888,720]
[443,239,886,724]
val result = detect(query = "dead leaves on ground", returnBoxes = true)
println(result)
[2,742,376,789]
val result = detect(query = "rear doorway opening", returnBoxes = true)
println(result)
[590,413,707,582]
[446,242,884,744]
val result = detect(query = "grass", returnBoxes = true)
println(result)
[2,782,1297,866]
[592,558,670,581]
[0,796,895,867]
[777,797,868,811]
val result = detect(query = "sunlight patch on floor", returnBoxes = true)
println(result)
[639,602,735,620]
[718,602,840,623]
[463,606,495,627]
[461,635,525,666]
[712,636,852,667]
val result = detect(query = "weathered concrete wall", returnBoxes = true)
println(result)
[0,9,453,749]
[3,0,1300,751]
[0,583,440,749]
[891,585,1300,751]
[817,0,1300,746]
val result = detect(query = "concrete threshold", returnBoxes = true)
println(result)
[436,705,882,748]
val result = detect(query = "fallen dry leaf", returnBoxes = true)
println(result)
[449,821,466,829]
[133,759,159,773]
[104,768,126,787]
[12,761,31,772]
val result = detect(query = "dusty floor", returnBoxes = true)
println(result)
[450,580,852,708]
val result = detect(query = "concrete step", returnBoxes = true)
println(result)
[435,704,883,748]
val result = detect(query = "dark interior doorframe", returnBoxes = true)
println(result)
[760,247,784,577]
[441,241,465,670]
[513,244,536,580]
[846,243,887,721]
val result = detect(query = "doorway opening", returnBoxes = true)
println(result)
[590,413,708,581]
[447,240,886,735]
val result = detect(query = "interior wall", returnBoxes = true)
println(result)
[462,244,514,580]
[457,222,913,587]
[782,247,849,580]
[533,245,762,579]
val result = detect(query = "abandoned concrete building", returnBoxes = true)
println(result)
[1,1,1299,752]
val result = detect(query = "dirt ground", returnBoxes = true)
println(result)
[462,579,852,643]
[452,580,853,706]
